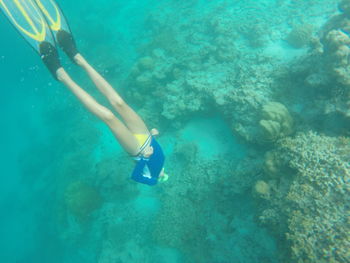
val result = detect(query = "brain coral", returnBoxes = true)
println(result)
[286,24,314,48]
[259,102,294,142]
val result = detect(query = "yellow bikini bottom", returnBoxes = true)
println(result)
[134,133,150,147]
[133,133,152,157]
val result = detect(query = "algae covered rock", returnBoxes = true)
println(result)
[64,181,102,221]
[259,102,293,141]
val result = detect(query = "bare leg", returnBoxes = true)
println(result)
[56,68,140,156]
[73,54,150,135]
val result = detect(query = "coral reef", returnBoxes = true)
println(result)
[288,2,350,124]
[151,142,267,262]
[125,1,287,143]
[258,131,350,263]
[152,193,205,251]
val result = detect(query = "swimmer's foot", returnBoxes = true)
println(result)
[39,41,62,80]
[56,30,79,63]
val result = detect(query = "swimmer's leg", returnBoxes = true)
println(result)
[74,54,150,135]
[56,31,148,134]
[56,68,140,156]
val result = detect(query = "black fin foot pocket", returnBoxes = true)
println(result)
[39,42,61,80]
[56,30,78,63]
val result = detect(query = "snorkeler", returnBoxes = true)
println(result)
[0,0,166,185]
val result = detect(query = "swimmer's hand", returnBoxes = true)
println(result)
[142,129,158,158]
[151,128,159,136]
[143,146,154,158]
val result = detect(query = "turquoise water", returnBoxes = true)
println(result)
[1,0,349,262]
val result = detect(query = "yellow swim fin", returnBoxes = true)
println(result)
[0,0,78,76]
[0,0,55,53]
[34,0,78,62]
[33,0,71,34]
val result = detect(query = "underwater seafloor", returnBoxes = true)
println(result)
[0,0,350,262]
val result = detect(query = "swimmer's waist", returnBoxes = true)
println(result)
[132,133,152,159]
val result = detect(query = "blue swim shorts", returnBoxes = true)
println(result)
[131,137,165,186]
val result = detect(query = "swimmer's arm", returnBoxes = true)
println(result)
[141,128,159,158]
